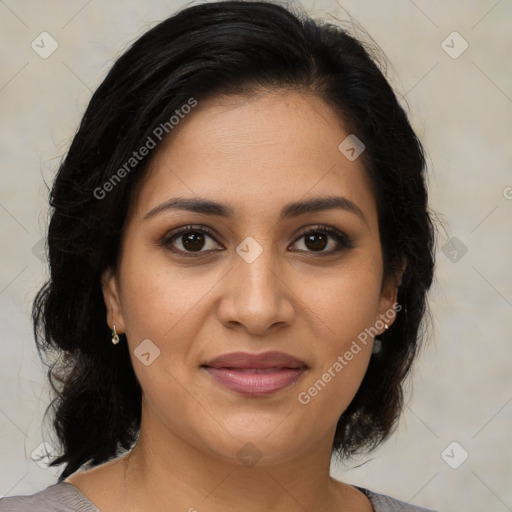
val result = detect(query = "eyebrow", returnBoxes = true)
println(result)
[144,195,366,223]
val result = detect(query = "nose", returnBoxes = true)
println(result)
[216,242,295,335]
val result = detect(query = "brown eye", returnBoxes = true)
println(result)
[290,226,353,255]
[181,231,206,251]
[304,232,328,251]
[162,226,224,257]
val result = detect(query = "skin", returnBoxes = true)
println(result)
[66,90,401,512]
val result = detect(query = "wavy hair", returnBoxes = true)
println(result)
[32,0,435,480]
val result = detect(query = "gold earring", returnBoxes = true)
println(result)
[112,325,120,345]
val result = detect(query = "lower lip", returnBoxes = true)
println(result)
[203,367,307,396]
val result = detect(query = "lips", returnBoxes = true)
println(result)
[203,351,307,370]
[202,351,308,396]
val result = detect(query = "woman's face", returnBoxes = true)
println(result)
[103,90,399,466]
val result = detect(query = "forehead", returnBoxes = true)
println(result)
[131,90,377,224]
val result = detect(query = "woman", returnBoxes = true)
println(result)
[0,1,437,511]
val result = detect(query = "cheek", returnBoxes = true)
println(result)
[295,347,372,439]
[309,252,384,341]
[295,272,379,427]
[117,245,218,344]
[117,232,383,442]
[293,254,382,419]
[116,246,227,400]
[117,257,211,425]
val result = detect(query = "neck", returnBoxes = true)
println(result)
[119,411,346,512]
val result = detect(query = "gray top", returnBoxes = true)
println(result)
[0,481,439,511]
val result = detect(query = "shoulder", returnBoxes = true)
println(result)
[358,486,440,512]
[0,482,99,512]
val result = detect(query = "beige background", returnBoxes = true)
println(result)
[1,1,511,510]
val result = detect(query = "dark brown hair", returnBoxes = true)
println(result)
[33,0,435,480]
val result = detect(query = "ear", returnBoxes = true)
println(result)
[376,259,406,329]
[101,267,125,334]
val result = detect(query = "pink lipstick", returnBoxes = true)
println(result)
[202,351,308,396]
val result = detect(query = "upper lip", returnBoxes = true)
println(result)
[202,351,307,369]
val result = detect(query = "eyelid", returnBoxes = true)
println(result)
[161,223,353,257]
[160,224,224,258]
[289,224,354,252]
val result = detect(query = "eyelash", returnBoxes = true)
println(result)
[161,224,354,258]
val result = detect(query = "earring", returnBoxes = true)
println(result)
[112,325,120,345]
[384,323,389,330]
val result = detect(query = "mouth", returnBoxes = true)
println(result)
[201,351,308,397]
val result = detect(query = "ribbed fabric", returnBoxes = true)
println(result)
[357,486,439,511]
[0,481,438,511]
[0,482,99,511]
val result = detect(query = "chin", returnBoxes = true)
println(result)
[197,414,312,467]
